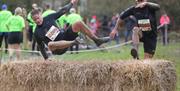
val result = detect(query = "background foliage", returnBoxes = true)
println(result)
[0,0,180,29]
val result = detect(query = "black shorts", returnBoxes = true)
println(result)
[63,26,79,41]
[159,24,170,31]
[0,32,8,36]
[140,32,157,55]
[55,26,79,42]
[27,25,33,41]
[8,32,23,44]
[52,26,78,55]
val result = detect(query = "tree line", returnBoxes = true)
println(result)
[1,0,180,30]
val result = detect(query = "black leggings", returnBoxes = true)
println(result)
[0,33,8,53]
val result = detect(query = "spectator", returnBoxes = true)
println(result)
[124,15,136,42]
[92,15,100,29]
[158,10,170,45]
[6,7,25,60]
[42,3,56,17]
[0,4,12,53]
[110,14,120,44]
[57,13,69,29]
[27,3,38,51]
[89,15,98,35]
[101,15,111,35]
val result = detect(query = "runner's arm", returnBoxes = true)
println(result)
[110,7,134,38]
[110,18,124,38]
[146,2,160,10]
[52,3,73,19]
[114,18,124,31]
[34,35,49,60]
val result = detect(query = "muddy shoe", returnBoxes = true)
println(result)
[131,48,139,59]
[94,37,111,47]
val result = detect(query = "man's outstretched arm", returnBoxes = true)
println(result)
[109,18,123,39]
[136,2,160,10]
[147,2,160,10]
[34,35,49,60]
[53,0,78,19]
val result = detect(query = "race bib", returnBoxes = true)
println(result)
[138,19,152,31]
[45,26,60,41]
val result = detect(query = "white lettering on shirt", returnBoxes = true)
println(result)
[138,19,152,31]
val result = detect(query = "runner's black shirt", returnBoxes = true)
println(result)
[34,3,73,59]
[120,5,159,37]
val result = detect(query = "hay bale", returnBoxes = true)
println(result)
[148,61,177,91]
[0,60,176,91]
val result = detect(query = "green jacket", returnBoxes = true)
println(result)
[66,13,82,25]
[0,10,12,32]
[6,15,25,32]
[27,12,35,26]
[57,14,68,29]
[42,9,56,17]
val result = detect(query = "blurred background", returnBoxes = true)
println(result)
[0,0,180,29]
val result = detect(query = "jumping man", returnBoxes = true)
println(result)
[110,0,160,59]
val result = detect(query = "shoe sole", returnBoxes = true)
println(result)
[96,37,111,47]
[131,49,138,59]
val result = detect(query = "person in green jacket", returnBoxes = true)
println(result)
[27,3,39,44]
[0,4,12,53]
[27,4,40,53]
[57,13,68,29]
[66,8,82,26]
[42,3,56,17]
[6,7,25,60]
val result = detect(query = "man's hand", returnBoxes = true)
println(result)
[71,0,78,4]
[45,58,52,61]
[110,29,118,39]
[135,2,147,8]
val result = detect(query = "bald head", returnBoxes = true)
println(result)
[32,3,38,9]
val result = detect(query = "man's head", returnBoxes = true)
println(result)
[44,3,51,10]
[31,9,43,25]
[70,8,76,13]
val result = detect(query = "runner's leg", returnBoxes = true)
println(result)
[72,21,110,46]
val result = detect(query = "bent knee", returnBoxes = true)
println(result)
[72,21,83,32]
[48,42,55,50]
[133,27,140,33]
[133,27,142,38]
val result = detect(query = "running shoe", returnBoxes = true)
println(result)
[95,37,111,47]
[131,48,139,59]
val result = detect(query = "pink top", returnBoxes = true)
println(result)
[160,15,170,26]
